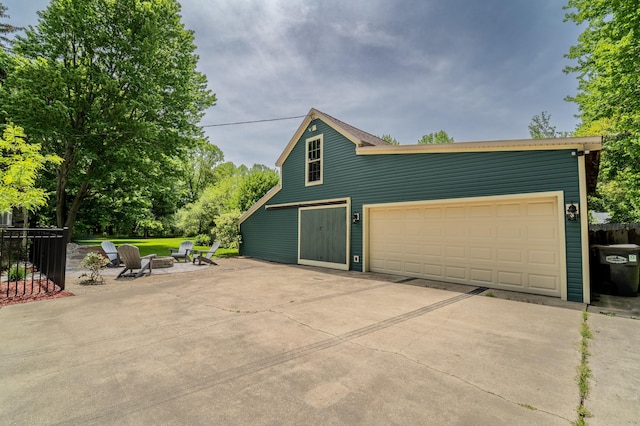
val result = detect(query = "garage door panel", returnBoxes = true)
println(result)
[529,250,557,266]
[497,249,522,263]
[446,266,467,279]
[422,245,442,256]
[424,264,443,276]
[498,271,524,286]
[497,203,521,217]
[445,226,466,238]
[404,243,422,255]
[527,201,555,216]
[528,224,557,240]
[387,243,403,255]
[423,225,443,236]
[423,207,443,219]
[470,227,493,238]
[446,246,466,258]
[404,262,422,274]
[368,195,562,297]
[469,204,493,217]
[497,226,523,240]
[529,274,558,291]
[470,247,492,261]
[445,206,465,218]
[470,268,493,283]
[385,260,403,272]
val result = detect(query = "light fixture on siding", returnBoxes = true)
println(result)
[352,212,360,224]
[566,203,579,221]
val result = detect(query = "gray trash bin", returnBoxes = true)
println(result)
[592,244,640,297]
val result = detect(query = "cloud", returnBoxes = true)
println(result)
[4,0,584,166]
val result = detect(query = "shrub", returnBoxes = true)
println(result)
[79,252,110,283]
[194,234,211,246]
[7,264,28,282]
[213,210,242,249]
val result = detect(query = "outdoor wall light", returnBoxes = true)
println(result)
[571,150,590,157]
[566,203,579,221]
[352,212,360,224]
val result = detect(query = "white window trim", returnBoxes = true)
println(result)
[305,134,323,186]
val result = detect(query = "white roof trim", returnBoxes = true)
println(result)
[356,136,602,155]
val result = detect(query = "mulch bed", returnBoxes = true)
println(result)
[0,279,74,307]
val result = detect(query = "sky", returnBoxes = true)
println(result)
[3,0,585,169]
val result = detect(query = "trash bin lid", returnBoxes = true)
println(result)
[607,244,640,249]
[591,244,640,249]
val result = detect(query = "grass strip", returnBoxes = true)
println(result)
[74,236,238,258]
[575,310,592,426]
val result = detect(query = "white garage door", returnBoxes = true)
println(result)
[367,195,564,297]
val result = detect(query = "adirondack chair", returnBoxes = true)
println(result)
[192,242,221,265]
[169,241,194,262]
[117,244,156,278]
[101,240,120,267]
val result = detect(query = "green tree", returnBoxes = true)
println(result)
[380,134,400,145]
[0,124,62,212]
[0,2,20,50]
[174,163,277,236]
[0,0,216,234]
[180,142,224,204]
[564,0,640,222]
[175,174,240,236]
[233,167,279,212]
[418,131,454,144]
[528,111,570,139]
[213,209,242,249]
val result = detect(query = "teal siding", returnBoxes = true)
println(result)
[240,207,298,264]
[240,118,586,302]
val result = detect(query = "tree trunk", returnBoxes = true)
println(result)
[64,181,90,236]
[56,138,75,228]
[56,168,67,229]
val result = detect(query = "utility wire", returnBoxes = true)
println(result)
[202,115,306,128]
[0,114,308,138]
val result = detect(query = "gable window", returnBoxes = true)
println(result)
[305,135,323,186]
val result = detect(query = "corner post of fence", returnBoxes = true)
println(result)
[60,227,69,290]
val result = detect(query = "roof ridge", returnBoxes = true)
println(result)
[312,108,390,146]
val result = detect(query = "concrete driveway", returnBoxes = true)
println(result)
[0,258,636,425]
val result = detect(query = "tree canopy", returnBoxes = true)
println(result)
[380,134,400,145]
[0,0,216,233]
[528,111,569,139]
[565,0,640,222]
[174,163,278,236]
[418,131,454,144]
[0,124,62,212]
[0,2,20,50]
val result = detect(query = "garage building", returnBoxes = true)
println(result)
[238,109,602,303]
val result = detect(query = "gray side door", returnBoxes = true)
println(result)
[299,206,348,268]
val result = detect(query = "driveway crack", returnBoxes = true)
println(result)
[346,340,572,423]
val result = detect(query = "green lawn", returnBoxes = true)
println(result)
[74,237,238,258]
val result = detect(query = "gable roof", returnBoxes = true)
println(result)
[276,108,389,167]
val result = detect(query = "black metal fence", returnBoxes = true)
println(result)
[0,227,69,299]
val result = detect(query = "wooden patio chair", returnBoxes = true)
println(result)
[117,244,156,278]
[101,240,121,267]
[169,241,194,262]
[192,242,221,266]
